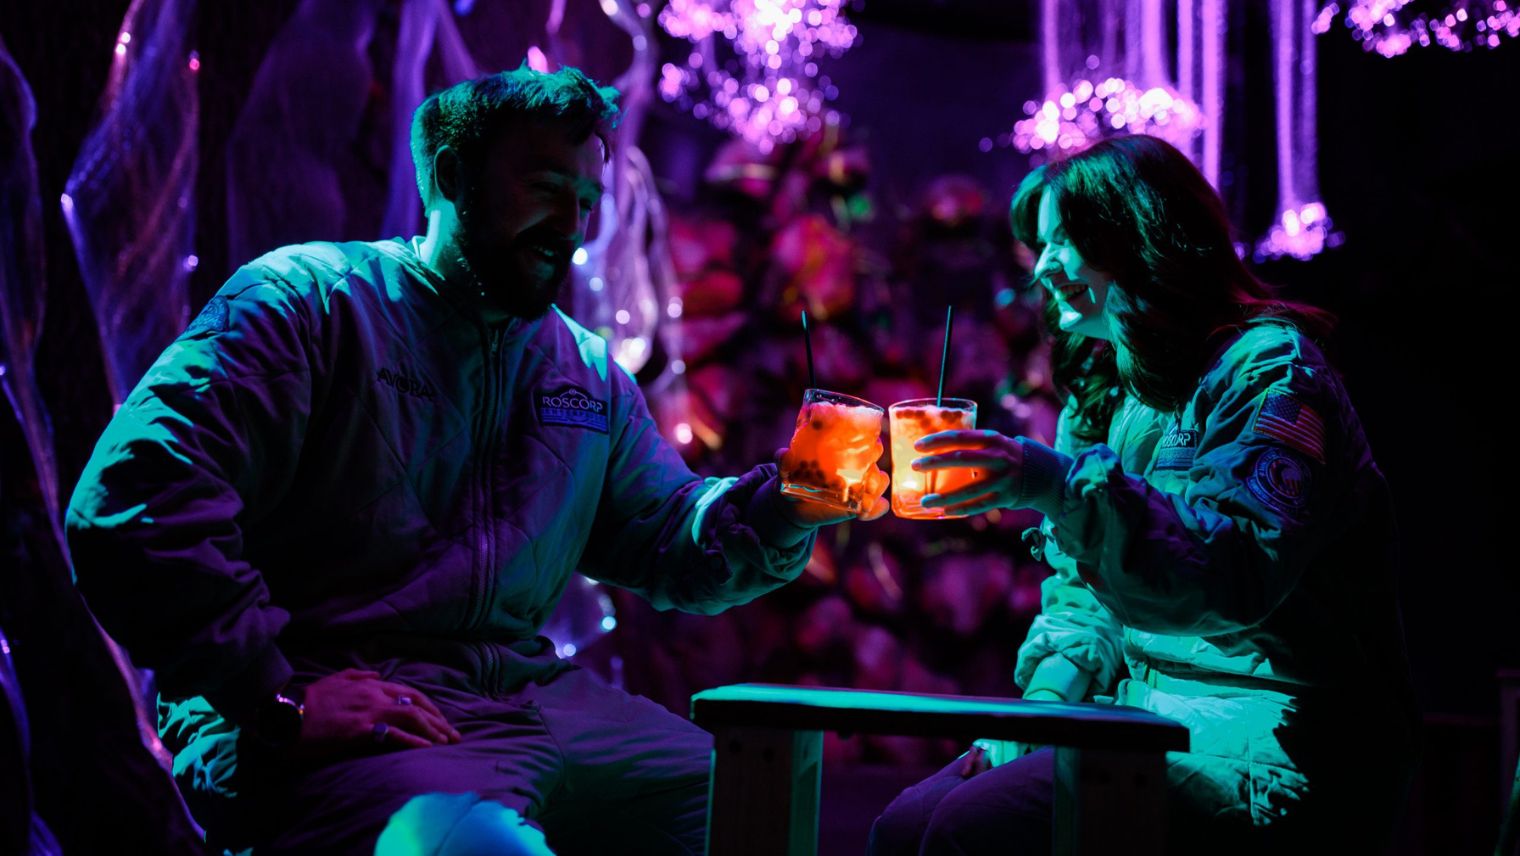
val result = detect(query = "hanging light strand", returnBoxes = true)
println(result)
[1008,76,1203,158]
[1316,0,1520,57]
[657,0,858,152]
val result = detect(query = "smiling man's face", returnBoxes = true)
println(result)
[452,120,605,320]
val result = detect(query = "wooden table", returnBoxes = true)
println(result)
[691,683,1189,856]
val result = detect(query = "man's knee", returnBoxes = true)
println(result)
[376,792,555,856]
[866,786,936,856]
[920,793,1051,856]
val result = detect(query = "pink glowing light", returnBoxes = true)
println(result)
[1011,77,1202,156]
[1319,0,1519,56]
[1254,202,1342,261]
[659,63,685,99]
[1256,0,1332,262]
[1024,0,1220,182]
[658,0,857,150]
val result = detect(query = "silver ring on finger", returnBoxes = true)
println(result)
[372,721,389,743]
[396,695,413,706]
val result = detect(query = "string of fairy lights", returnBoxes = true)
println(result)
[657,0,857,153]
[1314,0,1519,57]
[1008,75,1203,156]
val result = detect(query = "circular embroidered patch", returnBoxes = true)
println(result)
[184,296,230,338]
[1247,448,1313,513]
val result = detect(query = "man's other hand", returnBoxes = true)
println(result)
[294,669,462,760]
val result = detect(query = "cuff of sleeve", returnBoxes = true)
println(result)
[1023,654,1090,702]
[204,647,294,725]
[1016,438,1074,517]
[745,475,817,549]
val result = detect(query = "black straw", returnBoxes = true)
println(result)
[801,309,818,390]
[936,305,954,407]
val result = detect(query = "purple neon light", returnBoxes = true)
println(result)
[1200,0,1223,187]
[1257,0,1336,261]
[1142,0,1167,85]
[1275,0,1299,210]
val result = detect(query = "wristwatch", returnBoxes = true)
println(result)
[252,689,305,749]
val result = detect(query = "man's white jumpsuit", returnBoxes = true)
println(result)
[67,238,818,853]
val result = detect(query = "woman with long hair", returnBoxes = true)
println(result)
[869,135,1415,854]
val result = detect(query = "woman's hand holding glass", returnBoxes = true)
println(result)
[911,429,1026,516]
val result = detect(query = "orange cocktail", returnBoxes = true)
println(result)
[889,398,979,519]
[779,389,886,514]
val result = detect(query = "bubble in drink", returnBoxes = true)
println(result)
[889,398,979,520]
[780,390,885,514]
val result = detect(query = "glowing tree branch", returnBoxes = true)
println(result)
[62,0,199,404]
[1,36,65,550]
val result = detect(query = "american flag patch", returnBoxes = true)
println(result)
[1252,391,1325,464]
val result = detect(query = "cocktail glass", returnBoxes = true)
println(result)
[779,389,886,515]
[889,397,979,519]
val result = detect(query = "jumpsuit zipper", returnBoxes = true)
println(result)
[468,327,504,632]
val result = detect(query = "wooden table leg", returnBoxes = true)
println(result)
[1053,747,1168,856]
[706,726,823,856]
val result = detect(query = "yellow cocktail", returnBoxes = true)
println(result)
[889,398,979,519]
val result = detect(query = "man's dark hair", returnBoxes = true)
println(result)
[410,62,621,206]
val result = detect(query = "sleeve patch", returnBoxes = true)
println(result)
[1246,448,1314,513]
[1155,426,1199,470]
[1251,390,1325,464]
[184,296,230,338]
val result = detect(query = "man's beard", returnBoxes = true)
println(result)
[454,204,568,321]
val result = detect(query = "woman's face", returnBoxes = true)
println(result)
[1033,190,1114,341]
